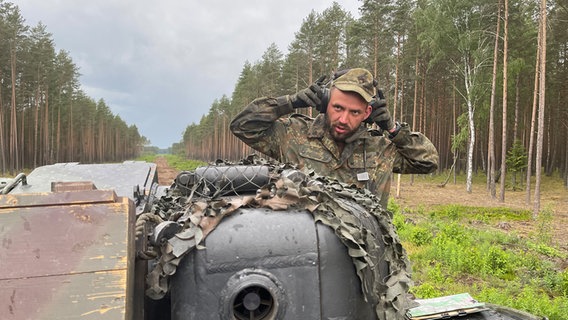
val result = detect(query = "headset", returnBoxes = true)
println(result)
[315,70,345,113]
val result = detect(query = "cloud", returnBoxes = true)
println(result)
[17,0,360,148]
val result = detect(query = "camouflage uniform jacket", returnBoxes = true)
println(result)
[230,97,439,208]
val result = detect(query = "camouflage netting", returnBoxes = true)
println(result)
[136,157,416,320]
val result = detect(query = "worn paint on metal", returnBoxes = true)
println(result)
[0,190,135,320]
[0,190,118,208]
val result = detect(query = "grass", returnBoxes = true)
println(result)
[390,199,568,319]
[137,154,206,171]
[415,168,566,194]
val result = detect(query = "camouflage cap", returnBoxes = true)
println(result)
[332,68,376,102]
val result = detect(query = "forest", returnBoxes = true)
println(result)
[180,0,567,209]
[2,1,565,317]
[2,0,567,206]
[0,1,147,175]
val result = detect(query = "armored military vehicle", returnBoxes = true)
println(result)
[0,161,545,320]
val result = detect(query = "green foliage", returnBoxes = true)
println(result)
[560,270,568,297]
[427,204,531,222]
[411,283,442,299]
[505,140,528,190]
[478,286,568,319]
[387,197,402,215]
[527,241,567,259]
[409,226,434,246]
[451,113,469,154]
[136,154,206,172]
[533,206,554,245]
[136,154,156,163]
[431,204,462,220]
[396,202,568,319]
[162,154,206,171]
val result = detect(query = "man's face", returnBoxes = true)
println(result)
[325,88,372,142]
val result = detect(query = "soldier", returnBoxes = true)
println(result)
[230,67,438,208]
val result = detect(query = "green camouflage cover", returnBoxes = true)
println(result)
[138,159,416,320]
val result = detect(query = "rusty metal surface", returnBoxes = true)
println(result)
[51,181,97,192]
[0,190,136,320]
[0,190,117,209]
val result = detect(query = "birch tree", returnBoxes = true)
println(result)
[417,0,492,193]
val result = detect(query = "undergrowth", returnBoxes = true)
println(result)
[390,200,568,319]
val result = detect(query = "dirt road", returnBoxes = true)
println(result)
[154,156,179,186]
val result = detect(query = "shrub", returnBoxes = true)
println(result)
[409,227,433,246]
[411,283,441,299]
[393,202,568,319]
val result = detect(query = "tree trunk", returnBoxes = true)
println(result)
[488,0,501,199]
[34,84,40,168]
[44,86,50,165]
[564,124,568,188]
[453,80,457,184]
[393,33,402,198]
[373,33,378,80]
[533,0,547,218]
[69,100,74,161]
[466,100,475,194]
[56,104,61,163]
[0,71,6,175]
[545,109,553,176]
[20,106,25,169]
[10,44,19,174]
[411,46,420,186]
[513,74,520,141]
[465,61,475,194]
[396,70,404,198]
[526,19,541,204]
[499,0,509,202]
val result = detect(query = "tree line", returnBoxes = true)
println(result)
[180,0,567,212]
[0,1,146,175]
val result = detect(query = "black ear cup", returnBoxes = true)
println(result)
[316,69,349,113]
[318,88,330,113]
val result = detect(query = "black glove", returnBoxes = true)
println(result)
[368,89,394,131]
[289,83,323,109]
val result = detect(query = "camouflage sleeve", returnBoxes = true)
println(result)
[390,123,439,174]
[229,96,295,159]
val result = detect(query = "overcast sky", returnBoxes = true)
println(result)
[16,0,361,149]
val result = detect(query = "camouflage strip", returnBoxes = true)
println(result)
[139,160,415,319]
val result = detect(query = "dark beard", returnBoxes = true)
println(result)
[325,113,356,142]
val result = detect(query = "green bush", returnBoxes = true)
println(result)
[560,270,568,297]
[481,245,515,279]
[409,226,433,246]
[411,283,441,299]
